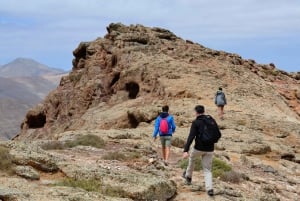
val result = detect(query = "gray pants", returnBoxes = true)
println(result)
[185,148,213,191]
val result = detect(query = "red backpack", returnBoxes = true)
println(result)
[159,117,169,134]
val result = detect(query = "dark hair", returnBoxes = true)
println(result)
[162,105,169,112]
[219,87,223,91]
[195,105,205,114]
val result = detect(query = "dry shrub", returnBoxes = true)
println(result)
[65,134,105,149]
[220,170,243,183]
[0,145,15,175]
[171,137,185,148]
[102,151,141,161]
[56,178,127,197]
[57,178,102,192]
[41,141,65,150]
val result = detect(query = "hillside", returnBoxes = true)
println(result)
[2,23,299,200]
[0,58,66,139]
[0,58,63,77]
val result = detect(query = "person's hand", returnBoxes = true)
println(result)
[183,152,189,159]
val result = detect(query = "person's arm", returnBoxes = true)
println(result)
[183,121,198,152]
[214,93,217,105]
[170,116,176,133]
[224,93,227,105]
[152,117,160,138]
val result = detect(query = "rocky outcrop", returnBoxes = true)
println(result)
[15,165,40,180]
[9,23,300,200]
[17,23,299,140]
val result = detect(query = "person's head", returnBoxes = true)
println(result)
[162,105,169,113]
[195,105,205,115]
[218,87,223,91]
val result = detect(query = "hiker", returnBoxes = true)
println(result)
[215,87,227,120]
[182,105,218,197]
[153,105,176,165]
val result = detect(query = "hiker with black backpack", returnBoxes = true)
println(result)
[215,87,227,120]
[182,105,221,197]
[153,105,176,166]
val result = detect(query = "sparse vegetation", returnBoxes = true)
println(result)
[41,135,106,150]
[212,158,232,177]
[69,72,82,82]
[65,134,106,149]
[56,177,127,197]
[236,119,247,126]
[179,158,202,171]
[171,137,185,148]
[102,151,141,161]
[179,157,232,178]
[41,141,65,150]
[220,170,243,183]
[0,145,15,175]
[56,178,102,192]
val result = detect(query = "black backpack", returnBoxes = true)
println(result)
[198,115,221,144]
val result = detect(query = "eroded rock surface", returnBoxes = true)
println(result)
[6,23,300,200]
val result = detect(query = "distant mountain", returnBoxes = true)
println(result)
[0,58,64,77]
[0,77,41,140]
[0,58,67,140]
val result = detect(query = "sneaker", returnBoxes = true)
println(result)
[185,176,192,185]
[182,170,186,178]
[207,189,214,196]
[182,170,192,185]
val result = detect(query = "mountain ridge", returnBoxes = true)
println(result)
[0,58,64,77]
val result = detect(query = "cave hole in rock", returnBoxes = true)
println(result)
[125,82,139,99]
[110,72,120,87]
[27,113,46,129]
[128,113,139,128]
[111,55,118,67]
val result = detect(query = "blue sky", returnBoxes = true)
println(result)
[0,0,300,72]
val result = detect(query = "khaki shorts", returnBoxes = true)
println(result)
[160,136,172,147]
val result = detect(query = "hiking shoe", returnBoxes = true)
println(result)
[207,189,214,196]
[185,176,192,185]
[182,170,186,178]
[182,170,192,185]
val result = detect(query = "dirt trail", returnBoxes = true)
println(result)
[153,141,219,201]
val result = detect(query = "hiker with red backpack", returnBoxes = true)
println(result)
[153,105,176,165]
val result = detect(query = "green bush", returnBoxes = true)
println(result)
[0,145,15,175]
[178,157,232,178]
[179,158,202,171]
[65,134,105,149]
[212,158,232,177]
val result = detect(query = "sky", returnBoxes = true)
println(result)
[0,0,300,72]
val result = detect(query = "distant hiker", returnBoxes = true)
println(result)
[182,105,221,197]
[215,87,227,120]
[153,105,176,165]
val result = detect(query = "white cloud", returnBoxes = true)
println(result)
[0,0,300,71]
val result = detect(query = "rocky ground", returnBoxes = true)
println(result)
[1,23,299,200]
[1,112,299,201]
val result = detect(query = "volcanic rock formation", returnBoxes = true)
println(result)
[17,23,300,140]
